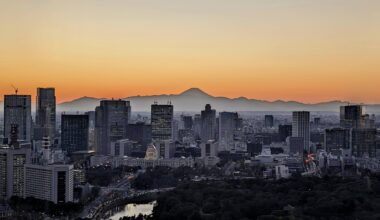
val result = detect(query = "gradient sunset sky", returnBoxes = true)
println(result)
[0,0,379,103]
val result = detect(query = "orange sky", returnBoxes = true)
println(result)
[0,0,379,103]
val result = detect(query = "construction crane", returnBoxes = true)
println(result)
[11,84,18,95]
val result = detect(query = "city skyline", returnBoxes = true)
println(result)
[1,0,380,103]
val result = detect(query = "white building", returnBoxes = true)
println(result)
[110,139,137,157]
[275,165,291,180]
[153,140,175,159]
[201,140,218,158]
[24,164,74,204]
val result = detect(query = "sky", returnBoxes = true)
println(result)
[0,0,379,103]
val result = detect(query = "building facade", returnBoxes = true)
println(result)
[61,114,89,154]
[3,95,32,142]
[35,88,56,141]
[95,100,131,155]
[292,111,310,152]
[151,104,173,141]
[24,164,74,204]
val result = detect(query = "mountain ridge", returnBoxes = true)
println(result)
[54,88,380,113]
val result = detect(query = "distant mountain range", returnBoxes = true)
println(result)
[0,88,379,113]
[55,88,380,113]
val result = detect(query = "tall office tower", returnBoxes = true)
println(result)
[289,137,304,155]
[127,122,152,147]
[4,94,32,143]
[0,127,31,199]
[362,114,375,129]
[24,164,74,204]
[35,88,56,141]
[264,115,274,128]
[218,112,239,152]
[95,100,131,155]
[193,114,202,140]
[201,104,217,143]
[279,125,292,142]
[61,114,89,154]
[292,111,310,152]
[325,128,351,153]
[181,115,193,130]
[340,105,363,129]
[351,128,377,158]
[151,104,173,141]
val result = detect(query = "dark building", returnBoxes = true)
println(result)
[325,128,351,152]
[279,125,292,142]
[351,128,377,158]
[247,142,262,156]
[264,115,274,127]
[289,137,304,155]
[340,105,363,129]
[4,94,32,142]
[35,88,56,141]
[151,104,173,141]
[201,104,217,143]
[127,122,152,147]
[95,100,131,155]
[181,115,193,130]
[61,114,89,154]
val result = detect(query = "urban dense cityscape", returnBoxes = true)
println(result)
[1,1,380,220]
[0,87,379,219]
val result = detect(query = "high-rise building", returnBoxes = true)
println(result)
[351,128,377,158]
[325,128,351,152]
[201,104,216,143]
[289,137,304,155]
[24,164,74,204]
[126,122,152,147]
[193,114,202,140]
[181,115,193,130]
[61,114,89,154]
[218,112,239,152]
[95,100,131,155]
[3,95,32,142]
[292,111,310,152]
[340,105,363,129]
[35,88,56,141]
[0,127,31,200]
[151,104,173,141]
[264,115,274,128]
[279,125,292,142]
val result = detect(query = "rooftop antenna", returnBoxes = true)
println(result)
[11,84,18,95]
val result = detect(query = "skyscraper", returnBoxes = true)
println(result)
[264,115,274,128]
[61,114,89,154]
[340,105,363,129]
[95,100,131,155]
[151,104,173,141]
[292,111,310,152]
[351,128,377,158]
[218,112,239,152]
[325,128,351,152]
[3,94,32,142]
[35,88,56,141]
[0,127,31,200]
[279,124,292,142]
[201,104,216,143]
